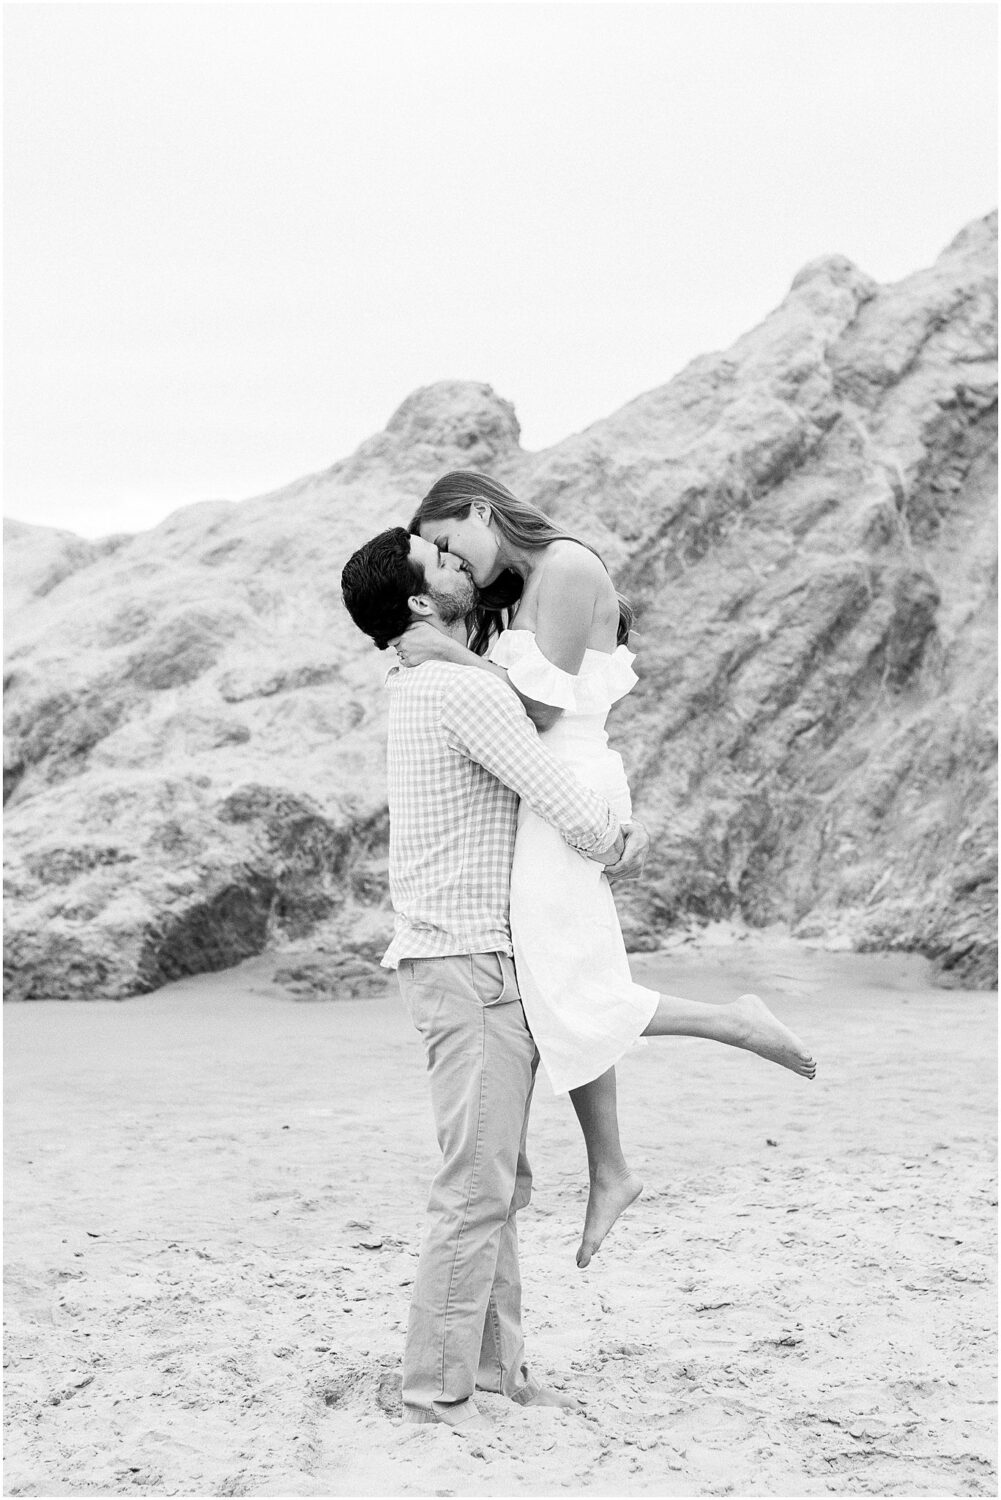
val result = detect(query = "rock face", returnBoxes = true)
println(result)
[5,214,997,999]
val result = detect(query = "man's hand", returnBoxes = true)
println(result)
[603,820,650,883]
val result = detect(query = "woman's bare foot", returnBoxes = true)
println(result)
[726,993,816,1078]
[576,1168,643,1269]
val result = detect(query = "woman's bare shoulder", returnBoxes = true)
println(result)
[525,540,619,648]
[538,539,609,587]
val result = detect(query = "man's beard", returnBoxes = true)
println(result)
[427,575,477,627]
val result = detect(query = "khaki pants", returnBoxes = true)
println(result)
[397,951,541,1425]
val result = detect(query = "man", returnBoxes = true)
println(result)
[340,526,645,1430]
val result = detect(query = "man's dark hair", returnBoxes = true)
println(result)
[341,526,427,649]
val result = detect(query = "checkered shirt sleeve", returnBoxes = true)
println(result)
[440,671,621,854]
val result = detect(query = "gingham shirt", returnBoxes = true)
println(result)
[380,661,621,968]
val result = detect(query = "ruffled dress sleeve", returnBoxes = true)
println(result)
[488,630,638,715]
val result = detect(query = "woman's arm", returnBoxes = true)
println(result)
[531,548,602,673]
[395,626,563,729]
[514,549,603,725]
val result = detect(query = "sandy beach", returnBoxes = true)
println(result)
[4,934,996,1497]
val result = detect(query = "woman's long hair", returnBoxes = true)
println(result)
[408,471,633,656]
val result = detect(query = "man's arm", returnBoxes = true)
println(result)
[441,670,623,860]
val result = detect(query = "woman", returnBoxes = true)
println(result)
[397,471,815,1269]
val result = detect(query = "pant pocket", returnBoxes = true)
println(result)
[469,952,516,1007]
[402,957,438,986]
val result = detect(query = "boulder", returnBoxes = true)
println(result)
[4,215,996,997]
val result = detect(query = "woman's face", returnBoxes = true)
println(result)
[418,504,500,587]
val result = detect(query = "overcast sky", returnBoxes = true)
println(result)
[4,2,997,538]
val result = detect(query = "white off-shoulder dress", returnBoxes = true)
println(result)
[490,629,661,1094]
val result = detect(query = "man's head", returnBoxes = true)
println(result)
[341,526,477,649]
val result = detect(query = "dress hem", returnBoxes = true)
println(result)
[538,986,660,1095]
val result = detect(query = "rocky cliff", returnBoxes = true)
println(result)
[4,214,997,999]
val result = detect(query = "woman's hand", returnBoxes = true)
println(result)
[392,622,472,668]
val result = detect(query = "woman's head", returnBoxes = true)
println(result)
[409,472,542,588]
[408,470,633,654]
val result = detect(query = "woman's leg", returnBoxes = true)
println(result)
[567,994,814,1269]
[642,992,816,1078]
[569,1067,643,1269]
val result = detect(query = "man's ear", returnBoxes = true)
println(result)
[407,594,433,619]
